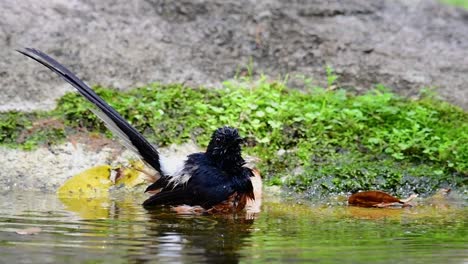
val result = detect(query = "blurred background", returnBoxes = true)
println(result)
[1,0,467,111]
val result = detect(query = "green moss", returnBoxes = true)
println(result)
[1,77,467,195]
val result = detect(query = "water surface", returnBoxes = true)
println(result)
[0,190,466,263]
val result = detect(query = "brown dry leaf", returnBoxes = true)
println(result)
[348,190,404,208]
[16,227,42,235]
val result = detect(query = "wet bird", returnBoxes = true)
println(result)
[18,48,255,212]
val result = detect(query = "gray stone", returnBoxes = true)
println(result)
[1,0,467,112]
[0,142,201,191]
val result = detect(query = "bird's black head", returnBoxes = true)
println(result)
[206,126,245,171]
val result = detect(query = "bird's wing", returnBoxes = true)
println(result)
[142,187,192,207]
[144,162,233,208]
[18,48,162,174]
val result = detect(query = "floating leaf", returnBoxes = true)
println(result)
[348,190,403,208]
[114,160,147,188]
[57,162,147,199]
[57,165,113,198]
[57,162,148,219]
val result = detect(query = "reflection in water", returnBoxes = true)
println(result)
[126,212,256,263]
[0,190,466,264]
[62,190,258,263]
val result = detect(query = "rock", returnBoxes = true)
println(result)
[1,0,467,111]
[0,141,201,192]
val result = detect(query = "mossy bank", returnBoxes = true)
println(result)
[1,77,467,197]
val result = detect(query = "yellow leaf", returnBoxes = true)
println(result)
[58,196,110,219]
[115,160,146,188]
[56,163,147,219]
[57,165,112,198]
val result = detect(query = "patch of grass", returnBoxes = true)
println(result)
[0,111,66,150]
[442,0,468,8]
[0,111,31,144]
[0,76,467,196]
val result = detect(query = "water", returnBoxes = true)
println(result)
[0,190,466,263]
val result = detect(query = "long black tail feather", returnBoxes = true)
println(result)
[18,48,162,175]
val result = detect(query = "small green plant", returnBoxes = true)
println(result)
[325,65,338,89]
[234,56,256,81]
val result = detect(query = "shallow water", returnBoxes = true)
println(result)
[0,190,466,264]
